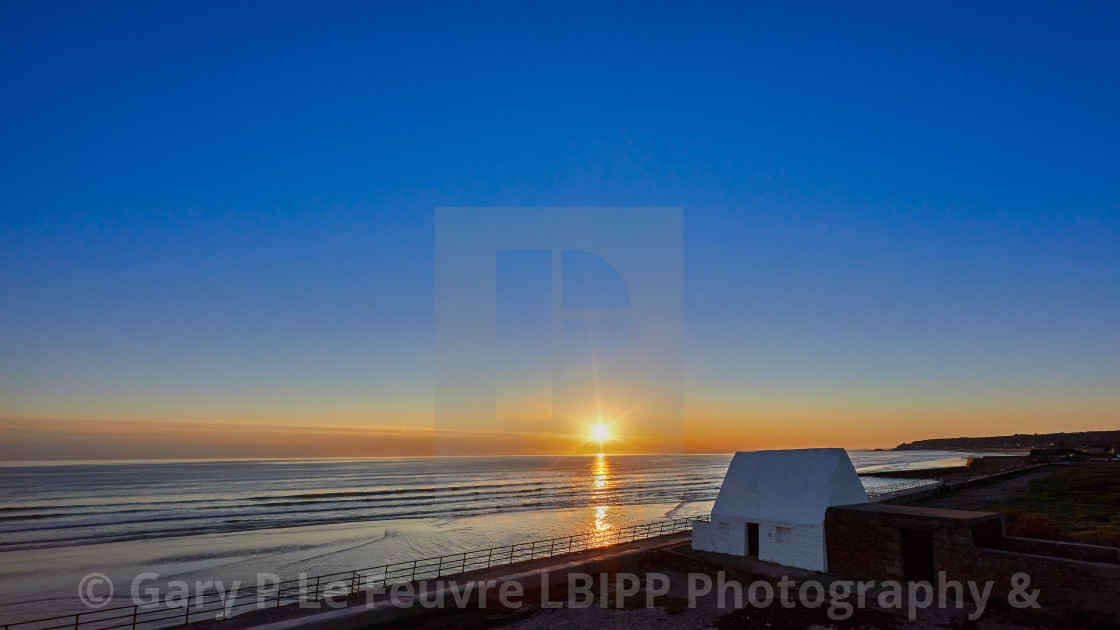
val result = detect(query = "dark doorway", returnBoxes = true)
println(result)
[900,529,934,583]
[746,522,759,556]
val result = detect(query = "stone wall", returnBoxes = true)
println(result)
[825,506,906,580]
[1001,536,1120,564]
[968,547,1120,619]
[824,504,1120,622]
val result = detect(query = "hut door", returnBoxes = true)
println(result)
[746,522,759,556]
[900,529,934,583]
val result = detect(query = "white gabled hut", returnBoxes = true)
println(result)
[691,448,869,571]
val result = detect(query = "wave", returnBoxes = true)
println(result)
[0,451,964,552]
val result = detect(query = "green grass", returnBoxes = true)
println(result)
[988,462,1120,547]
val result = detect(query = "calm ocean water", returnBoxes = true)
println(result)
[0,450,989,619]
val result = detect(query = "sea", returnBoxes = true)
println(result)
[0,450,998,621]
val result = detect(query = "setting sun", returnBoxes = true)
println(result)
[591,424,609,441]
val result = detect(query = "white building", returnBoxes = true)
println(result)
[692,448,869,571]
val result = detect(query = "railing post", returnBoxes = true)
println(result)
[568,535,573,553]
[411,559,418,582]
[74,612,80,630]
[529,541,535,560]
[276,580,283,607]
[436,556,444,578]
[132,604,138,630]
[508,545,514,564]
[185,593,191,625]
[460,552,467,573]
[314,576,321,601]
[487,548,493,568]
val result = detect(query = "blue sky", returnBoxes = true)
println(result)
[1,1,1118,455]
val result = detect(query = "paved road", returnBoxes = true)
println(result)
[912,465,1062,511]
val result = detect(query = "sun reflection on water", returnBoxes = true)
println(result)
[594,505,610,531]
[590,454,613,544]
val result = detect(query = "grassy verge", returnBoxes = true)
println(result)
[988,462,1120,547]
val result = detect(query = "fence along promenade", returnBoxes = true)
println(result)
[2,517,697,630]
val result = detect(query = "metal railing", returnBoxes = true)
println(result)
[2,517,696,630]
[864,477,941,497]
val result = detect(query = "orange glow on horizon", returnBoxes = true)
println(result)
[2,399,1118,460]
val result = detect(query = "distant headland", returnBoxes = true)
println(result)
[894,430,1120,452]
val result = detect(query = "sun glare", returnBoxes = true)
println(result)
[591,424,609,441]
